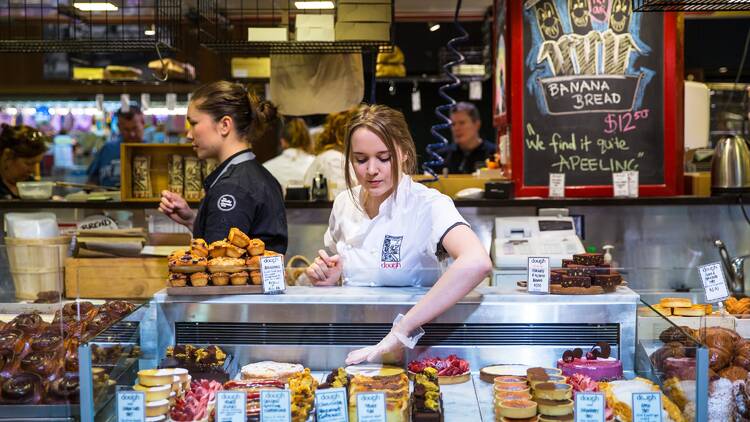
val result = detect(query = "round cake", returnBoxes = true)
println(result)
[556,357,622,381]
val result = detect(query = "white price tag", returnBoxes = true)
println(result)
[166,93,177,111]
[140,93,150,111]
[261,255,286,294]
[627,171,639,198]
[698,262,731,303]
[356,392,386,422]
[469,80,482,100]
[120,94,130,112]
[95,94,105,112]
[260,390,291,422]
[549,173,565,198]
[116,391,145,422]
[315,388,349,422]
[411,90,421,112]
[632,392,662,422]
[612,172,629,197]
[217,391,247,422]
[574,392,605,422]
[527,256,550,294]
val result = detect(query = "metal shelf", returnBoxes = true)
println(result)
[376,74,489,84]
[200,40,392,55]
[634,0,750,12]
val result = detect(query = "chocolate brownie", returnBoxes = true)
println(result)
[593,274,621,292]
[561,259,575,268]
[573,253,604,266]
[551,270,565,284]
[561,275,592,288]
[565,264,596,277]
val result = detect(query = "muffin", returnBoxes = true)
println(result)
[225,244,246,259]
[246,255,261,271]
[190,239,208,258]
[230,271,249,285]
[207,257,246,273]
[167,273,187,288]
[250,271,262,285]
[190,272,209,287]
[168,252,207,273]
[211,272,230,286]
[248,239,265,256]
[228,228,250,248]
[208,240,229,258]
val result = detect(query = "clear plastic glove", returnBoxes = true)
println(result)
[345,332,404,365]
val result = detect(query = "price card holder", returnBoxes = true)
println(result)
[469,80,482,100]
[632,392,662,422]
[166,93,177,111]
[698,262,731,303]
[260,389,291,422]
[411,89,421,112]
[627,171,639,198]
[261,255,286,294]
[116,391,145,422]
[574,392,605,422]
[527,256,550,294]
[217,391,247,422]
[356,392,386,422]
[549,173,565,198]
[140,93,150,111]
[120,94,130,112]
[315,387,349,422]
[612,172,629,197]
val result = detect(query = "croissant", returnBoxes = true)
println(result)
[660,326,697,346]
[735,339,750,371]
[709,347,733,372]
[719,365,749,382]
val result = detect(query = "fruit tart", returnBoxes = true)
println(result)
[408,354,470,384]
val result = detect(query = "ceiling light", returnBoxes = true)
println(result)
[73,2,118,12]
[719,66,728,74]
[144,28,156,36]
[429,23,441,32]
[294,1,335,9]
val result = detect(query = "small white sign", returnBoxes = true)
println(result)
[627,171,639,198]
[120,94,130,112]
[527,256,550,294]
[613,172,629,197]
[356,392,386,422]
[261,255,286,294]
[95,94,105,112]
[315,388,349,422]
[632,392,662,422]
[166,93,177,111]
[411,90,421,112]
[217,391,247,422]
[116,391,145,422]
[140,93,150,111]
[260,390,291,422]
[549,173,565,198]
[699,262,731,303]
[469,80,482,100]
[574,392,605,422]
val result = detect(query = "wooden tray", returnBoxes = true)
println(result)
[516,281,627,295]
[167,285,263,295]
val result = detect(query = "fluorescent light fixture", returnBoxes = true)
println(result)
[73,2,118,12]
[294,1,334,9]
[429,23,441,32]
[144,29,156,36]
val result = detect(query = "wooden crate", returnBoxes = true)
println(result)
[65,257,168,299]
[120,143,203,202]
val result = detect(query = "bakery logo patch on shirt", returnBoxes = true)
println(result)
[381,235,403,269]
[217,194,236,211]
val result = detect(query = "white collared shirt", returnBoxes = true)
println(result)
[324,175,468,287]
[263,148,315,192]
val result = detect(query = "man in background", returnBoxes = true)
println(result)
[87,106,144,188]
[442,102,496,174]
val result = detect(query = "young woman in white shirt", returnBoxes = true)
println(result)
[305,104,492,364]
[263,118,315,192]
[303,109,355,200]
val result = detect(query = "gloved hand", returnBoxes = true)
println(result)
[345,314,424,365]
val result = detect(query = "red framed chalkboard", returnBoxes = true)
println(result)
[507,0,683,197]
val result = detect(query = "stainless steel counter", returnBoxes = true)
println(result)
[149,285,639,375]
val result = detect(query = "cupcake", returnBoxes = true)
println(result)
[230,271,249,285]
[247,239,265,256]
[211,272,230,286]
[190,272,209,287]
[190,239,208,258]
[250,271,262,285]
[228,228,250,248]
[167,273,187,288]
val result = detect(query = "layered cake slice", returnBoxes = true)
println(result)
[556,343,623,381]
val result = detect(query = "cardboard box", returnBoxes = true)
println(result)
[248,27,288,42]
[296,14,335,41]
[231,57,271,78]
[65,257,168,299]
[335,22,390,41]
[338,4,391,22]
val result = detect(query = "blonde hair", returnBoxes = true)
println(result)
[282,118,312,154]
[314,108,356,154]
[343,104,417,200]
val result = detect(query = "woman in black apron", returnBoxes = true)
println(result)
[159,81,288,253]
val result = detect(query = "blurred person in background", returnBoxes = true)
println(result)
[304,109,357,199]
[0,124,49,199]
[263,117,315,193]
[87,106,144,188]
[442,102,496,174]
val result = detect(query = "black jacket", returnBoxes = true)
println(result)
[193,150,288,253]
[441,140,497,174]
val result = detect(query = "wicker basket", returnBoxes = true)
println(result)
[285,255,311,286]
[6,236,71,300]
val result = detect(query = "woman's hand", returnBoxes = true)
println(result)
[158,190,196,228]
[305,249,342,286]
[345,332,404,365]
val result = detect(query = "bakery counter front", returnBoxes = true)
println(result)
[149,285,640,376]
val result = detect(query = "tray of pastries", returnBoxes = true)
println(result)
[167,227,286,295]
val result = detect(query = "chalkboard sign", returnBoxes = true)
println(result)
[508,0,682,196]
